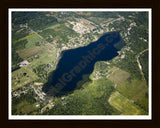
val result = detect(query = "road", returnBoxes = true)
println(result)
[137,49,148,80]
[103,17,125,26]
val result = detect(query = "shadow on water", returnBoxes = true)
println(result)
[42,31,126,97]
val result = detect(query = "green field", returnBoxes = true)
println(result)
[26,35,43,48]
[30,49,57,69]
[44,23,61,30]
[13,33,36,44]
[12,66,38,90]
[108,91,147,115]
[17,46,43,59]
[108,67,130,86]
[38,23,79,43]
[15,101,38,115]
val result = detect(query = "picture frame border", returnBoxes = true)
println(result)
[0,0,159,128]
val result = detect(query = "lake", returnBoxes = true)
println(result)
[42,31,125,96]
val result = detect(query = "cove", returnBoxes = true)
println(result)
[42,31,126,96]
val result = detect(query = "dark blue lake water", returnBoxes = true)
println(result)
[42,31,125,96]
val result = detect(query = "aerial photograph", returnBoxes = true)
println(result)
[10,9,150,117]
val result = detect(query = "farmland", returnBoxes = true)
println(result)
[12,66,38,90]
[108,91,146,115]
[108,67,148,112]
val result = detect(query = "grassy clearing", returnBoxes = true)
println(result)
[16,33,37,42]
[30,49,57,69]
[108,67,130,86]
[39,24,78,43]
[26,35,43,48]
[16,101,38,114]
[13,33,43,49]
[116,79,148,101]
[115,78,148,112]
[12,66,38,90]
[44,23,61,30]
[108,91,147,115]
[17,46,43,59]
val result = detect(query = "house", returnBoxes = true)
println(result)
[19,60,30,67]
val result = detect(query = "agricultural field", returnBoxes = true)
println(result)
[12,66,38,90]
[108,67,148,113]
[15,101,38,115]
[26,35,43,48]
[17,46,43,59]
[108,91,146,115]
[38,23,79,43]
